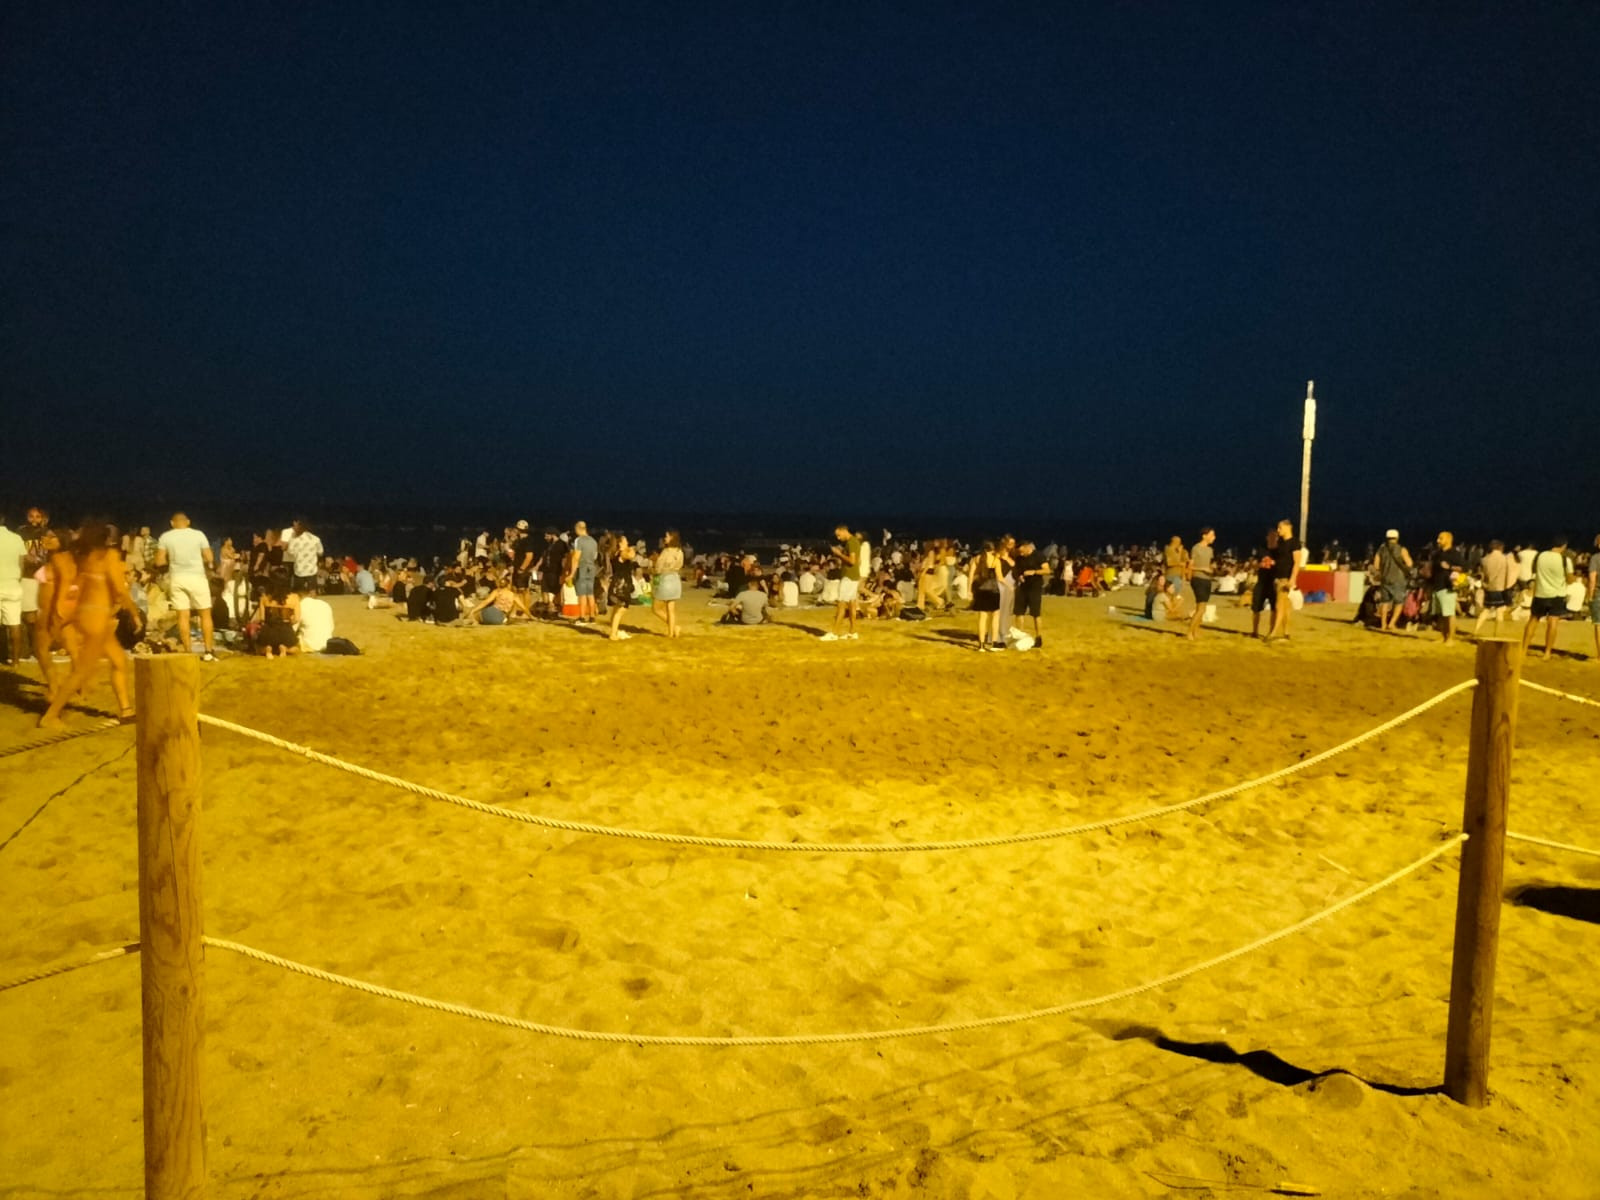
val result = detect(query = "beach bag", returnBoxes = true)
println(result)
[1203,603,1217,624]
[322,636,361,655]
[1007,626,1035,651]
[560,582,580,618]
[1289,588,1305,610]
[1402,589,1422,620]
[899,606,928,621]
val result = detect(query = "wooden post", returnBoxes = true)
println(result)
[136,656,207,1198]
[1443,639,1521,1106]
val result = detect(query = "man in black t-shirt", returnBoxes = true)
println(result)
[1267,519,1305,641]
[1426,531,1465,645]
[1012,538,1048,648]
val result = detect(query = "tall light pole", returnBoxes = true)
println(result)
[1299,380,1316,548]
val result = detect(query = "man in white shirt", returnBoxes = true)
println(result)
[0,512,28,669]
[155,512,217,661]
[297,595,335,653]
[287,519,324,595]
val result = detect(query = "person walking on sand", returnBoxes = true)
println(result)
[38,522,141,728]
[822,523,868,642]
[1186,526,1216,642]
[1522,535,1574,661]
[1425,531,1465,645]
[1472,539,1518,637]
[650,530,684,639]
[1370,530,1413,633]
[155,512,218,661]
[1265,520,1304,641]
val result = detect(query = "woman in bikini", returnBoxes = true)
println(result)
[252,573,301,658]
[39,522,140,727]
[32,529,80,699]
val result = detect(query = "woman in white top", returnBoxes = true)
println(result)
[651,530,684,639]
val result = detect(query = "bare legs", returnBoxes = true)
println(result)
[38,622,129,728]
[651,598,679,638]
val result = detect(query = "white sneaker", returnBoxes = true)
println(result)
[819,632,839,642]
[615,630,633,641]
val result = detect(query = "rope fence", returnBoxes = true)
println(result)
[0,717,124,759]
[0,942,140,994]
[202,833,1468,1046]
[1520,679,1600,711]
[1506,832,1600,860]
[193,678,1481,853]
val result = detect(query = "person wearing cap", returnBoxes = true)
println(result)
[1370,530,1413,633]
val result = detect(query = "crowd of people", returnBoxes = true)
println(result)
[4,505,1597,727]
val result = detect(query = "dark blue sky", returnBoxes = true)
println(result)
[4,4,1597,532]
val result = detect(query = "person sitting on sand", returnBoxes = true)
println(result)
[39,522,141,727]
[721,574,772,626]
[252,574,301,658]
[466,574,531,625]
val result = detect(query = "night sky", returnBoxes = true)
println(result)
[3,4,1597,536]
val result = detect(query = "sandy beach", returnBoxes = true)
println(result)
[3,590,1597,1199]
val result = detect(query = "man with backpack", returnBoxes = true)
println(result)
[1370,529,1414,633]
[1522,535,1575,661]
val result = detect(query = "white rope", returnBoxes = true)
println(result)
[0,718,124,759]
[0,942,140,994]
[195,679,1478,853]
[1507,832,1600,860]
[1519,680,1600,711]
[203,835,1465,1046]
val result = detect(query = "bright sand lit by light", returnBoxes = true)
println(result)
[3,593,1597,1198]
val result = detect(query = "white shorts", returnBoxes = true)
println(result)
[837,577,860,603]
[169,574,211,611]
[0,583,20,625]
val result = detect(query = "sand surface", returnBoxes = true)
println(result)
[3,591,1598,1199]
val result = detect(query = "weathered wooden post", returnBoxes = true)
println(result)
[135,656,207,1197]
[1443,639,1520,1106]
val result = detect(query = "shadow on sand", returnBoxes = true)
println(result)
[1104,1025,1439,1096]
[1507,883,1600,926]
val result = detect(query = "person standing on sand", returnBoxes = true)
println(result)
[1472,539,1518,637]
[1265,519,1304,642]
[651,530,684,639]
[1425,531,1465,645]
[1186,527,1216,642]
[607,538,640,641]
[1164,535,1189,604]
[968,541,1004,651]
[995,534,1018,643]
[1250,530,1279,639]
[1370,530,1413,633]
[155,512,218,661]
[39,523,140,728]
[571,521,599,624]
[1588,534,1600,663]
[822,523,868,642]
[286,518,323,596]
[1012,537,1048,648]
[0,513,26,670]
[1522,535,1574,661]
